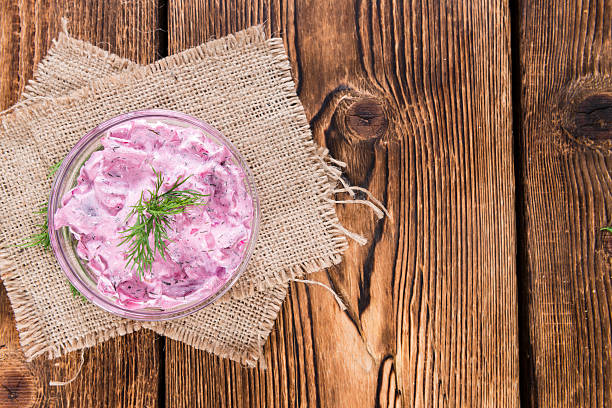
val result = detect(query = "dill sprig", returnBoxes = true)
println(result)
[18,205,50,249]
[119,168,208,277]
[70,282,88,303]
[19,157,63,249]
[48,160,62,177]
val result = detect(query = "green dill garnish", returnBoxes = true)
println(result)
[48,160,62,178]
[119,168,208,277]
[602,227,612,234]
[17,205,50,249]
[69,282,88,303]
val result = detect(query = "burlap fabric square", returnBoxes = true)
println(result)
[0,25,380,366]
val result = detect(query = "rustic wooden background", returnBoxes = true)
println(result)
[0,0,610,407]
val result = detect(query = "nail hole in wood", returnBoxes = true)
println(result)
[573,93,612,140]
[345,98,388,140]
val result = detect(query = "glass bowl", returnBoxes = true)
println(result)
[48,109,259,320]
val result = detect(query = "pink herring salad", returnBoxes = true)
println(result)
[54,119,253,309]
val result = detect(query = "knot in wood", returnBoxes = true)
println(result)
[0,362,37,408]
[573,93,612,140]
[345,98,388,140]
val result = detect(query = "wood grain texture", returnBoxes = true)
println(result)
[518,0,612,406]
[166,1,519,406]
[0,1,161,407]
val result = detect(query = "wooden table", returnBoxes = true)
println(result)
[0,0,610,406]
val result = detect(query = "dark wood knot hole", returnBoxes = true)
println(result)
[573,93,612,140]
[0,368,36,408]
[345,98,388,140]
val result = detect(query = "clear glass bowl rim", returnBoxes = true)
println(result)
[48,109,260,321]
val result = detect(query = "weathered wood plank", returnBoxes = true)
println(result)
[518,0,612,406]
[166,1,519,406]
[0,1,161,407]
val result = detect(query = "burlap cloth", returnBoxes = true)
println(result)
[0,26,377,366]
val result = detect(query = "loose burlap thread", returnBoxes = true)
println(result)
[0,25,382,366]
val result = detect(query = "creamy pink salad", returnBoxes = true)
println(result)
[54,119,253,309]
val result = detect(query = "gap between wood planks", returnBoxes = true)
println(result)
[510,0,533,406]
[156,1,168,407]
